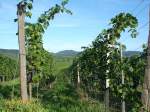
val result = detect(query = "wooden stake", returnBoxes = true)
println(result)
[77,63,80,85]
[29,83,32,100]
[141,5,150,112]
[37,83,39,99]
[120,44,125,112]
[17,2,28,101]
[105,34,110,111]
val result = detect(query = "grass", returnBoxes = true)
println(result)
[0,99,48,112]
[0,55,107,112]
[0,78,20,99]
[0,76,106,112]
[0,78,19,86]
[53,56,73,74]
[38,67,106,112]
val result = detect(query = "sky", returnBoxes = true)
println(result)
[0,0,149,53]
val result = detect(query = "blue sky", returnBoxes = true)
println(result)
[0,0,149,53]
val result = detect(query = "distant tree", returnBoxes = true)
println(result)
[0,54,18,82]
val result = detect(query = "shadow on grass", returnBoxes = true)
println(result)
[41,83,80,108]
[0,83,20,99]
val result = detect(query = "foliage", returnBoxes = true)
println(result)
[0,79,20,99]
[15,0,72,83]
[0,99,48,112]
[0,99,105,112]
[0,59,106,112]
[39,50,55,87]
[40,68,106,112]
[125,55,145,111]
[0,54,18,81]
[4,0,146,111]
[24,0,72,83]
[69,13,142,111]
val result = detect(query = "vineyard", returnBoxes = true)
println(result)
[0,0,149,112]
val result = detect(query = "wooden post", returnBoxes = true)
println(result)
[77,63,80,85]
[105,34,110,112]
[37,83,39,99]
[120,44,125,112]
[11,72,15,99]
[2,76,5,82]
[105,71,110,112]
[17,2,28,101]
[141,6,150,112]
[11,84,15,99]
[29,83,32,100]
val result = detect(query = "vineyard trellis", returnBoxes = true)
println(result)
[15,0,72,101]
[13,1,150,111]
[0,0,150,112]
[68,12,148,112]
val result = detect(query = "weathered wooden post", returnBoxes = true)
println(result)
[120,44,125,112]
[105,34,110,112]
[17,1,28,101]
[77,63,80,85]
[141,6,150,112]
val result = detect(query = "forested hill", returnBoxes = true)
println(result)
[55,50,79,57]
[0,49,79,58]
[123,51,141,57]
[0,49,141,58]
[0,49,18,59]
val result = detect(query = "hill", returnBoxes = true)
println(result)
[55,50,141,57]
[0,49,18,59]
[55,50,79,57]
[123,51,141,57]
[0,49,79,58]
[0,48,141,58]
[0,49,77,73]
